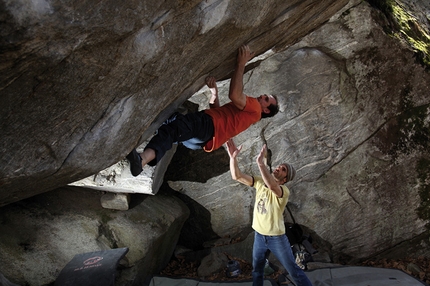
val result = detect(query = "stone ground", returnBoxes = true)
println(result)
[159,255,430,284]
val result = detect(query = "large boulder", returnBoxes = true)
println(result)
[0,188,189,285]
[167,0,430,262]
[0,0,350,206]
[0,0,429,283]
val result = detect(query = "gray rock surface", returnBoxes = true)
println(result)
[0,188,189,285]
[197,252,229,278]
[167,1,430,261]
[69,142,178,195]
[0,0,429,284]
[100,192,130,210]
[0,0,349,206]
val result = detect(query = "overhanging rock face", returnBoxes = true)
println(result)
[166,1,430,261]
[0,0,350,206]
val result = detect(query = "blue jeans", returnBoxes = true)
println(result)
[252,232,312,286]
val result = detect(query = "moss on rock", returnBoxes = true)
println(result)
[367,0,430,67]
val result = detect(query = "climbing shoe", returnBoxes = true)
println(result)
[126,149,143,176]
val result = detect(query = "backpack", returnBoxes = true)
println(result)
[285,204,316,270]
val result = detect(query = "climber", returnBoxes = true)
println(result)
[225,138,313,286]
[127,44,279,176]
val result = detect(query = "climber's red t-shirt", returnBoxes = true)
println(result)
[203,96,261,152]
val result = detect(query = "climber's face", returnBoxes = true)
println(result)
[258,94,277,114]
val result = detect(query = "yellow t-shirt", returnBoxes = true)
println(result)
[252,176,290,236]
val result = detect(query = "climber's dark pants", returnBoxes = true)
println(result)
[145,111,214,166]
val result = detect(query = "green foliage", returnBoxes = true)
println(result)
[391,5,430,66]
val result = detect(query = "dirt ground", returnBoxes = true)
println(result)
[159,255,430,284]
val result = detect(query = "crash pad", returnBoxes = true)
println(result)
[149,266,428,286]
[149,277,277,286]
[55,247,128,286]
[305,266,427,286]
